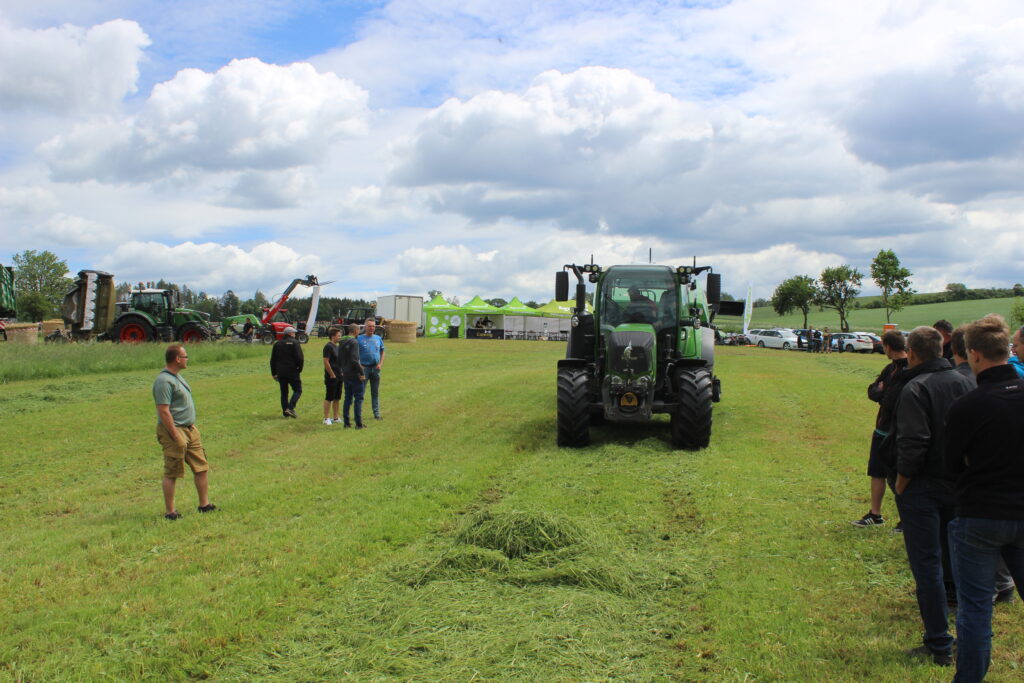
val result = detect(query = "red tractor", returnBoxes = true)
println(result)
[258,275,320,344]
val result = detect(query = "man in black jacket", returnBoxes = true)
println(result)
[271,326,304,418]
[891,326,974,666]
[339,323,366,428]
[946,314,1024,682]
[853,331,908,526]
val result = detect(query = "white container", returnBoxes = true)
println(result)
[376,295,424,328]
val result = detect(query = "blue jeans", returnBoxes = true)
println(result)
[362,365,381,417]
[894,477,955,655]
[950,517,1024,682]
[343,378,364,426]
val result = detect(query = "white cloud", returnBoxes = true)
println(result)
[36,212,119,246]
[0,17,149,113]
[97,240,322,295]
[39,58,370,188]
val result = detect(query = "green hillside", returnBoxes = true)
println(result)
[718,296,1020,333]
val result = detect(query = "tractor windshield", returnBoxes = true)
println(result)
[600,268,677,330]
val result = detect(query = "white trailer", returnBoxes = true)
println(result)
[376,295,424,330]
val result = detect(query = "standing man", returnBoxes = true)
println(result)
[153,344,215,520]
[322,327,343,425]
[1009,325,1024,378]
[271,326,304,418]
[341,323,366,428]
[891,326,974,666]
[358,318,385,421]
[852,330,908,527]
[946,314,1024,682]
[934,319,954,364]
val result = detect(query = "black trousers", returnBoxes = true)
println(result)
[278,376,302,413]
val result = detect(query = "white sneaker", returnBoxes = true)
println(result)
[323,418,333,425]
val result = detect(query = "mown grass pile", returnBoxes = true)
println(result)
[1,339,1022,681]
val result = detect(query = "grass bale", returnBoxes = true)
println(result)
[4,323,39,344]
[387,320,417,343]
[455,509,584,559]
[40,319,64,335]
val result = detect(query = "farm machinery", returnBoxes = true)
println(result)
[255,274,323,344]
[60,270,216,343]
[554,260,744,449]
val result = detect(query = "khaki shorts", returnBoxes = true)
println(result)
[157,423,210,479]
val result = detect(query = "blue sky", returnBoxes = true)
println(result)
[2,1,1024,303]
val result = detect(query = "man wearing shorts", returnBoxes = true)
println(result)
[154,343,215,520]
[322,327,343,424]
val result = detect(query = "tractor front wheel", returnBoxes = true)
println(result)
[671,367,713,450]
[179,323,211,343]
[260,331,276,345]
[113,318,154,343]
[296,331,309,344]
[557,367,590,447]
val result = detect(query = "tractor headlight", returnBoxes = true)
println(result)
[571,315,580,328]
[677,266,694,275]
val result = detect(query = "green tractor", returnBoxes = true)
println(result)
[61,270,216,343]
[554,261,744,450]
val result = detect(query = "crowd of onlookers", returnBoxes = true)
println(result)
[851,317,1024,680]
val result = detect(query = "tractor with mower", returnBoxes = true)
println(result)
[60,270,217,343]
[554,260,744,450]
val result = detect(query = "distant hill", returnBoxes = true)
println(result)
[716,296,1021,333]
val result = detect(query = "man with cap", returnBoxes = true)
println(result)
[271,326,304,418]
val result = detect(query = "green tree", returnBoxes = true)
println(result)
[870,249,915,323]
[1013,283,1023,297]
[15,291,52,322]
[945,282,968,301]
[770,275,816,328]
[815,265,862,332]
[219,290,240,318]
[1011,299,1024,330]
[485,298,508,308]
[427,289,442,300]
[12,249,72,319]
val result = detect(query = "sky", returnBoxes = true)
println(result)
[2,0,1023,304]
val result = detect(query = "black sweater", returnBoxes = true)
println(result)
[945,364,1024,519]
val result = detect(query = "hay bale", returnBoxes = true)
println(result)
[41,319,65,334]
[5,323,40,344]
[388,320,417,343]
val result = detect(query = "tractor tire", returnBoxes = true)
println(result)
[113,317,155,343]
[260,331,276,345]
[671,368,713,450]
[557,367,590,447]
[178,323,211,344]
[757,340,765,348]
[296,331,309,344]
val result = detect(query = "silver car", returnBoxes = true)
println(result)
[747,328,799,350]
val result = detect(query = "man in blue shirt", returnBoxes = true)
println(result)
[358,319,386,420]
[1010,326,1024,378]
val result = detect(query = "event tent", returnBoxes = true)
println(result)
[422,294,463,338]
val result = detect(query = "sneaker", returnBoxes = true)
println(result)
[906,645,952,666]
[893,521,903,533]
[851,512,885,527]
[355,424,366,429]
[994,586,1017,604]
[323,418,333,425]
[343,422,351,428]
[285,408,297,419]
[164,511,182,520]
[198,504,217,513]
[374,415,382,421]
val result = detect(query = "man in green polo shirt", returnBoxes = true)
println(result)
[153,343,215,520]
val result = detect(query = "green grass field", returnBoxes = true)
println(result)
[717,296,1021,334]
[2,339,1022,681]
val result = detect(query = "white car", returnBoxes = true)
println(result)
[747,328,799,350]
[830,332,874,353]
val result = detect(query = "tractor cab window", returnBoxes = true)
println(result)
[601,270,677,330]
[132,292,164,317]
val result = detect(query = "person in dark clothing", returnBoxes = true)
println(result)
[891,326,974,667]
[934,319,954,365]
[853,331,908,527]
[322,327,343,425]
[339,323,365,428]
[946,314,1024,682]
[270,326,304,418]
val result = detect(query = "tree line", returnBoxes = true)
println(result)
[770,249,1024,331]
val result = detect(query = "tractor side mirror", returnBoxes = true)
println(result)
[555,270,568,301]
[706,273,721,306]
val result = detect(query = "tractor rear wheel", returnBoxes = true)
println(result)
[113,317,154,343]
[671,367,713,450]
[260,331,275,345]
[296,331,309,344]
[179,322,210,343]
[557,367,590,447]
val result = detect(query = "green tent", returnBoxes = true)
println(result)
[460,296,504,338]
[534,299,592,318]
[499,297,538,316]
[423,295,463,338]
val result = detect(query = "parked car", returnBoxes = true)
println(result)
[747,328,799,350]
[830,332,874,353]
[854,332,884,354]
